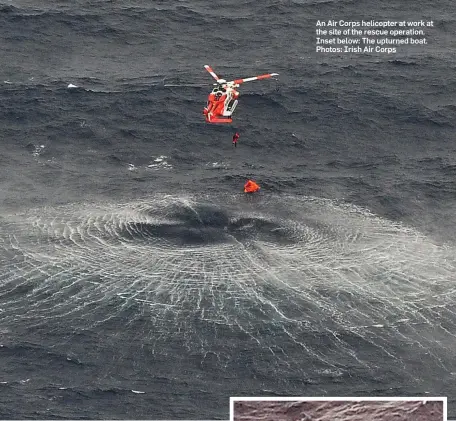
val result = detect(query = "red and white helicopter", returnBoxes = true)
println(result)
[203,65,279,124]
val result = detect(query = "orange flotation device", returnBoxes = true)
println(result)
[244,179,260,193]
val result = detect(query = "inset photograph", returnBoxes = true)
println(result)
[231,398,446,421]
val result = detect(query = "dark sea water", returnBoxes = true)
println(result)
[1,0,455,419]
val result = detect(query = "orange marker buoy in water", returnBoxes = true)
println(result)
[244,179,260,193]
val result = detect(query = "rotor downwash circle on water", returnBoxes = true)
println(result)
[1,193,455,386]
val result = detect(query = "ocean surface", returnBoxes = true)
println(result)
[0,0,455,419]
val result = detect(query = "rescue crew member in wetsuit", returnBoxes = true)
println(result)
[232,132,240,147]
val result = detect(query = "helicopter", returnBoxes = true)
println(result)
[203,65,279,124]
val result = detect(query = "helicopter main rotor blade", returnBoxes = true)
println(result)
[204,65,222,82]
[164,84,206,87]
[232,72,279,85]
